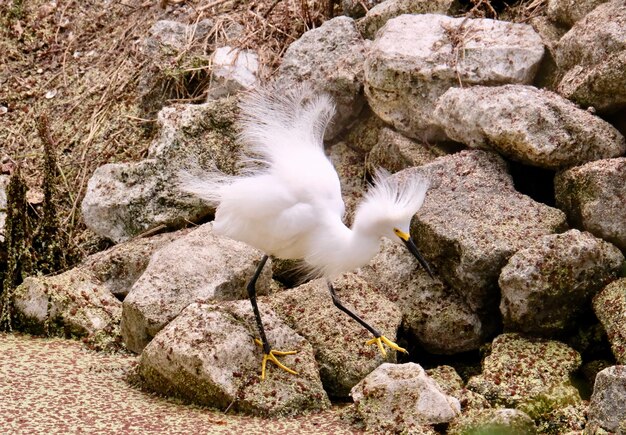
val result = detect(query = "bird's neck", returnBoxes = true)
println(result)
[305,217,381,279]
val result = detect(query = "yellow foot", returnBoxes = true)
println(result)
[254,338,298,380]
[365,335,408,358]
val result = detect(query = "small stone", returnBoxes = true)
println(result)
[587,365,626,433]
[593,279,626,364]
[351,362,461,433]
[206,46,259,99]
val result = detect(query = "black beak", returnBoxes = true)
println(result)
[401,236,435,279]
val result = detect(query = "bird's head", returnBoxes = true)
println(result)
[353,170,434,277]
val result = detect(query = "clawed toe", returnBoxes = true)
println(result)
[365,335,408,358]
[254,338,298,380]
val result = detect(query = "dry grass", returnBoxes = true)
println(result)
[0,0,331,257]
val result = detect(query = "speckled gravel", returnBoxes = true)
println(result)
[0,333,362,434]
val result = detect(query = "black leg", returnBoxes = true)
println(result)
[248,255,271,354]
[328,281,381,338]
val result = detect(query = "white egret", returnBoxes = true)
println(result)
[182,84,433,380]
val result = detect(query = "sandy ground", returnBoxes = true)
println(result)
[0,333,363,434]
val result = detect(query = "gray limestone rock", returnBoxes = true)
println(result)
[587,365,626,433]
[12,269,122,348]
[121,223,271,353]
[365,14,544,141]
[593,279,626,365]
[366,128,444,175]
[351,362,461,433]
[555,158,626,251]
[467,333,582,420]
[357,0,456,39]
[499,230,625,335]
[433,85,626,170]
[139,301,329,416]
[329,142,366,226]
[277,17,369,139]
[546,0,609,27]
[81,230,187,299]
[270,274,402,398]
[82,99,241,243]
[395,150,567,316]
[206,46,259,100]
[357,239,484,354]
[555,1,626,113]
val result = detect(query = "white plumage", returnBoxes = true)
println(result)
[182,84,430,279]
[181,83,432,379]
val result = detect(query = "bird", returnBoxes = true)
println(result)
[181,83,433,380]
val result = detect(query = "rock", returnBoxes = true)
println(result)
[145,20,213,54]
[527,15,567,90]
[365,14,543,141]
[81,230,187,299]
[121,223,271,353]
[555,1,626,73]
[82,98,241,243]
[433,85,626,170]
[467,333,582,420]
[396,150,567,316]
[555,1,626,113]
[555,158,626,251]
[270,274,402,397]
[448,408,537,435]
[139,19,213,117]
[342,107,386,154]
[341,0,384,19]
[357,239,484,354]
[558,50,626,114]
[366,128,444,175]
[546,0,609,27]
[277,17,369,139]
[538,402,587,434]
[351,362,461,432]
[357,0,456,39]
[426,365,491,411]
[593,279,626,364]
[206,46,259,100]
[499,229,624,336]
[328,142,365,226]
[12,269,122,348]
[139,301,329,416]
[587,365,626,433]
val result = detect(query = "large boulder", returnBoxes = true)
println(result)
[432,85,626,170]
[357,0,456,39]
[270,274,402,397]
[395,150,567,316]
[365,14,544,141]
[593,279,626,364]
[121,223,271,353]
[350,362,461,433]
[499,230,624,335]
[587,365,626,433]
[82,99,241,243]
[555,0,626,113]
[277,17,369,139]
[357,239,484,354]
[555,158,626,251]
[139,301,329,416]
[467,333,582,420]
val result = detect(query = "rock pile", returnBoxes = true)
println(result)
[4,0,626,432]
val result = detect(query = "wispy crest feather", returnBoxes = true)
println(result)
[238,82,335,165]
